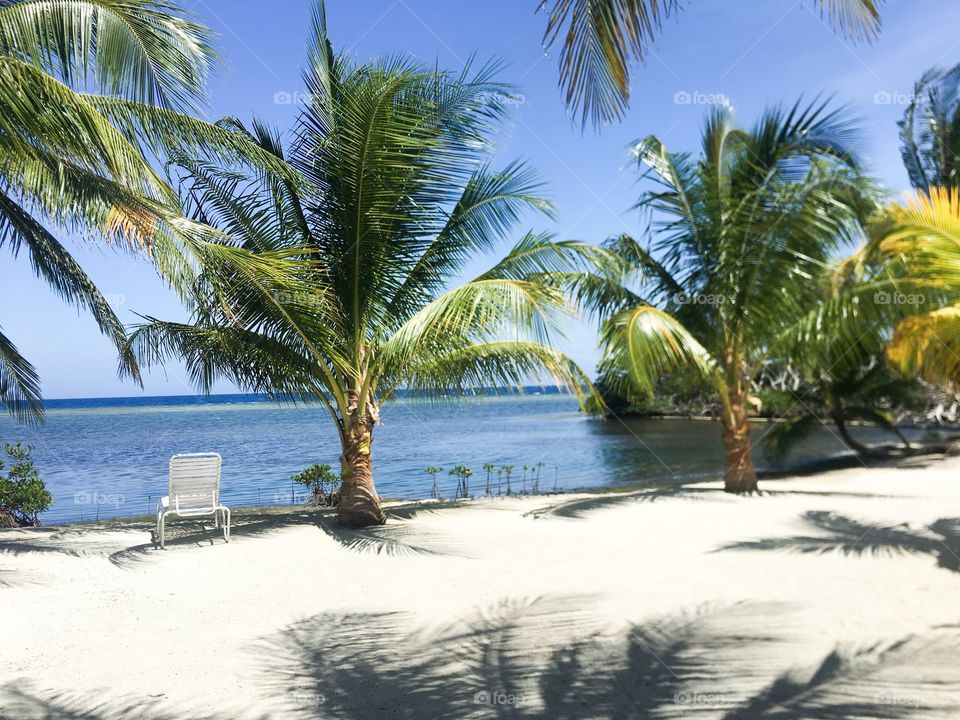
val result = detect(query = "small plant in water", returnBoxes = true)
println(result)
[502,465,514,495]
[533,461,545,493]
[0,440,51,527]
[290,464,340,507]
[449,465,473,499]
[425,466,443,499]
[483,463,495,496]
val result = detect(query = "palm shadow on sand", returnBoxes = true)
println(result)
[0,505,468,570]
[525,486,898,521]
[251,598,960,719]
[718,511,960,574]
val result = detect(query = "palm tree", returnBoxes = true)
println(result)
[0,0,296,422]
[538,0,884,129]
[899,62,960,193]
[124,3,600,527]
[580,99,874,492]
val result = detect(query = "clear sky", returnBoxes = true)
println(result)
[6,0,960,399]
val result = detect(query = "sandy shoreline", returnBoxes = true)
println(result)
[1,458,959,718]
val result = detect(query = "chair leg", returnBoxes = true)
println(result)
[159,514,165,550]
[223,508,231,542]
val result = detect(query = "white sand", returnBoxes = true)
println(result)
[1,458,959,719]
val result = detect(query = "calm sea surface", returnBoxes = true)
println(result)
[0,392,933,524]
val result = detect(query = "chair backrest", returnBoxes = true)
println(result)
[169,453,222,514]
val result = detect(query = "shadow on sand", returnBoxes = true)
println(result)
[249,598,960,719]
[718,511,960,574]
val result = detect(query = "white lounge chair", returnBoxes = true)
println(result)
[155,452,231,549]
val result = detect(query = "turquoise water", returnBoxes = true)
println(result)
[0,392,927,524]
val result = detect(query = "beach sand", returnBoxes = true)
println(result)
[1,457,958,718]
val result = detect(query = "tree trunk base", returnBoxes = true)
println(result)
[337,502,386,528]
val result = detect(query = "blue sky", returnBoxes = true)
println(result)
[6,0,960,399]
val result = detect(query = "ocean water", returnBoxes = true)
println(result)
[0,392,934,524]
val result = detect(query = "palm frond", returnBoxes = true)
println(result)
[0,187,138,380]
[598,304,719,401]
[0,0,216,111]
[0,326,42,422]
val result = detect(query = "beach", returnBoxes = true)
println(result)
[1,456,958,718]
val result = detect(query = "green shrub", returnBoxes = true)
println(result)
[0,440,51,527]
[291,463,340,506]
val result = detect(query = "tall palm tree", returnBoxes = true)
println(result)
[579,100,875,492]
[0,0,296,422]
[124,3,601,528]
[899,63,960,193]
[538,0,884,129]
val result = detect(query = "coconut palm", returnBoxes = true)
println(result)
[124,3,601,527]
[0,0,297,422]
[579,100,876,492]
[899,63,960,193]
[538,0,884,129]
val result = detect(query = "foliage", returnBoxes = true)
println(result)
[539,0,883,129]
[899,62,960,192]
[0,0,294,422]
[425,466,443,499]
[0,439,50,526]
[448,466,473,499]
[881,188,960,386]
[291,463,339,506]
[762,357,928,460]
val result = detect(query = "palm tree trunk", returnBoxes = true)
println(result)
[337,391,386,527]
[721,389,757,493]
[833,415,888,460]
